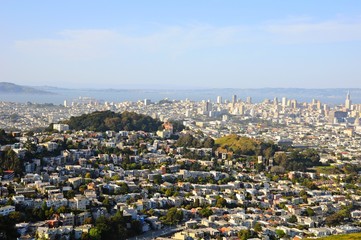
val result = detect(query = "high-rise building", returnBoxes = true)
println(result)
[232,95,237,104]
[217,96,222,104]
[329,111,347,124]
[144,99,151,106]
[207,101,212,112]
[203,101,212,112]
[282,97,287,107]
[345,91,352,110]
[239,105,245,115]
[246,96,252,104]
[273,97,278,105]
[291,100,297,109]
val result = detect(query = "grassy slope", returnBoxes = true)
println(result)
[310,233,361,240]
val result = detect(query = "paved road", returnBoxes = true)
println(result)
[127,226,184,240]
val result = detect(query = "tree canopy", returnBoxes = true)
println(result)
[62,111,162,132]
[274,149,321,171]
[176,134,215,148]
[0,147,22,175]
[0,129,17,145]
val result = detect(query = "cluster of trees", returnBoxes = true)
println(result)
[0,129,17,145]
[1,203,79,238]
[62,111,163,132]
[176,134,215,148]
[237,228,260,240]
[16,203,75,223]
[215,134,277,157]
[84,212,141,240]
[274,149,321,172]
[0,147,22,175]
[168,120,185,133]
[325,205,352,227]
[198,207,213,218]
[159,207,183,225]
[0,212,23,239]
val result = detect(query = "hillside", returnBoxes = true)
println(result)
[0,82,50,94]
[215,134,277,157]
[62,110,163,132]
[310,233,361,240]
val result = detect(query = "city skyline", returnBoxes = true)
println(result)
[2,2,361,237]
[1,1,361,88]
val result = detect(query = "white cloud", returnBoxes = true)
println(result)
[264,17,361,43]
[14,24,248,60]
[13,16,361,62]
[15,29,119,59]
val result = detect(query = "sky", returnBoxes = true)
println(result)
[1,1,361,89]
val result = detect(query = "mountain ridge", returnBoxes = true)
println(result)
[0,82,51,94]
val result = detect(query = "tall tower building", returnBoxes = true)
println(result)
[291,100,297,109]
[282,97,287,107]
[144,99,151,106]
[239,105,245,115]
[246,96,252,104]
[204,101,212,112]
[217,96,222,104]
[345,91,352,110]
[232,95,237,104]
[273,97,278,106]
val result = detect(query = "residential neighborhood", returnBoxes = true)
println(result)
[0,93,361,240]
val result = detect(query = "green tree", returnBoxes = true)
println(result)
[129,220,142,235]
[116,182,129,194]
[165,188,174,197]
[288,215,297,223]
[254,222,262,232]
[153,174,163,184]
[0,147,22,175]
[160,207,183,225]
[199,207,213,218]
[102,197,111,211]
[216,197,227,208]
[306,207,315,217]
[275,229,286,238]
[238,229,251,240]
[203,137,215,148]
[89,228,101,240]
[8,211,24,223]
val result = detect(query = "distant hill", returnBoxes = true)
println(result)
[0,82,51,94]
[61,110,163,132]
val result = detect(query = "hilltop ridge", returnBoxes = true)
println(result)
[0,82,50,94]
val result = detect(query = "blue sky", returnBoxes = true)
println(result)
[1,1,361,89]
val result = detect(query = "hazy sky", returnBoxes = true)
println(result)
[1,1,361,89]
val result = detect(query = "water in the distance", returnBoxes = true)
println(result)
[0,88,359,105]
